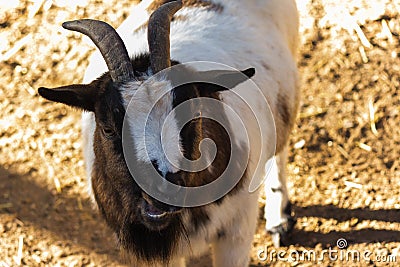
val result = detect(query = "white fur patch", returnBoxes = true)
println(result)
[121,78,182,175]
[81,111,96,202]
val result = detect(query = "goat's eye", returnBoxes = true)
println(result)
[101,126,116,139]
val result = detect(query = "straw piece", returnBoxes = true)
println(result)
[352,21,372,48]
[358,142,372,152]
[368,98,378,136]
[337,145,350,159]
[344,180,362,189]
[381,19,393,43]
[13,236,23,266]
[28,0,45,19]
[0,34,32,62]
[359,46,368,63]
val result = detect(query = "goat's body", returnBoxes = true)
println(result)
[81,0,299,266]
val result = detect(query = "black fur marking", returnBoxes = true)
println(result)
[187,207,210,234]
[217,228,226,239]
[38,77,110,112]
[271,187,283,193]
[283,201,293,217]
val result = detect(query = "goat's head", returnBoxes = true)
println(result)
[38,0,254,262]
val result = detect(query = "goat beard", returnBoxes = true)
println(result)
[118,213,189,264]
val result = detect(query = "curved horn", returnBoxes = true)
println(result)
[148,1,183,73]
[62,19,134,83]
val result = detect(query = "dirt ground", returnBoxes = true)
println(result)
[0,0,399,266]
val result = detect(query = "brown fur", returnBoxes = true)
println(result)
[147,0,224,14]
[275,90,297,153]
[134,0,222,33]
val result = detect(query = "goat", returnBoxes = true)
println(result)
[38,0,300,266]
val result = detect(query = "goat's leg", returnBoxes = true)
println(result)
[211,198,259,267]
[264,146,295,247]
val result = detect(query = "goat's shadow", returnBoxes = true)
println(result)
[1,166,399,266]
[287,204,400,247]
[194,201,400,267]
[250,204,400,266]
[0,166,122,264]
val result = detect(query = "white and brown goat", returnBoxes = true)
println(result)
[38,0,300,266]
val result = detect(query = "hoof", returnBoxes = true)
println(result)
[267,216,295,247]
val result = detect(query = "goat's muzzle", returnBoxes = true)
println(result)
[140,193,182,231]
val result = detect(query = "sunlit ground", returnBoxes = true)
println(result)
[0,0,399,266]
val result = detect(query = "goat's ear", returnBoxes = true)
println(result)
[199,67,255,92]
[38,84,97,112]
